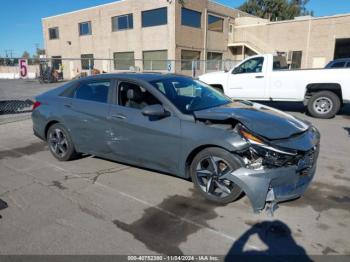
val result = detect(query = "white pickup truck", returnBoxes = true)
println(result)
[199,54,350,118]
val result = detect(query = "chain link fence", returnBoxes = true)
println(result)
[0,57,239,80]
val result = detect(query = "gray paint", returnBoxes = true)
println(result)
[194,101,310,140]
[32,73,320,212]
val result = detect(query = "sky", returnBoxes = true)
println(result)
[1,0,350,57]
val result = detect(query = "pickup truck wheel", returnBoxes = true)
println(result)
[307,91,341,119]
[190,147,243,204]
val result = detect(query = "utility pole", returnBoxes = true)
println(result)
[5,49,14,58]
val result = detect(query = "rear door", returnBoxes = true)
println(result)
[107,80,182,174]
[63,79,113,154]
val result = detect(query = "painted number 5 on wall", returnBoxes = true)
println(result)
[19,59,28,79]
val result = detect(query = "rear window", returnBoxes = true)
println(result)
[331,61,346,68]
[74,81,110,103]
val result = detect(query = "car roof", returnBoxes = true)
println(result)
[331,58,350,63]
[79,73,190,83]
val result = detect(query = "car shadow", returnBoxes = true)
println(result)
[225,220,312,261]
[92,156,192,182]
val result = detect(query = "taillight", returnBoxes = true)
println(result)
[32,101,41,110]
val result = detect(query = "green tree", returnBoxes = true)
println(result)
[239,0,313,21]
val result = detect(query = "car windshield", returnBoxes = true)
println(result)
[150,76,231,114]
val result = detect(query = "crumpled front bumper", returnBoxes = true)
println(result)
[224,148,319,213]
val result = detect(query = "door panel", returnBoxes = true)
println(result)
[107,105,181,174]
[268,72,300,100]
[61,80,112,154]
[68,100,110,154]
[227,57,267,100]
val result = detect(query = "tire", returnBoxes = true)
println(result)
[190,147,243,204]
[307,91,341,119]
[47,123,79,161]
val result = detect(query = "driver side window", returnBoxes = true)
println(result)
[118,82,161,110]
[233,57,264,74]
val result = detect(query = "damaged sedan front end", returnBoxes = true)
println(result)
[194,102,320,214]
[234,126,319,213]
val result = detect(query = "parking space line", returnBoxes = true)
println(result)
[0,144,262,251]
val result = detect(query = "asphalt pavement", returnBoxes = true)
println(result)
[0,79,349,257]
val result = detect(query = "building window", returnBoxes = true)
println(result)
[181,8,201,28]
[291,51,302,69]
[112,14,133,31]
[142,7,167,28]
[81,54,94,70]
[208,15,224,32]
[207,52,223,70]
[143,50,168,70]
[181,50,201,70]
[51,56,62,70]
[49,27,59,40]
[229,24,233,33]
[114,52,135,70]
[79,21,92,36]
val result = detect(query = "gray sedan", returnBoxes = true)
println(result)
[32,73,320,213]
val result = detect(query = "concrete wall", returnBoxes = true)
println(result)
[233,14,350,68]
[0,66,38,79]
[43,0,176,78]
[174,0,251,74]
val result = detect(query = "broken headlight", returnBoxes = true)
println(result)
[238,126,298,169]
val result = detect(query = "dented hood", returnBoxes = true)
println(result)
[194,101,310,140]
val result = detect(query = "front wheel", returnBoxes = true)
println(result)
[307,91,341,119]
[190,147,243,204]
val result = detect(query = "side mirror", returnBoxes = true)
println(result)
[142,104,170,118]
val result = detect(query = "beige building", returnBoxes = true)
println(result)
[231,14,350,69]
[42,0,350,78]
[42,0,251,78]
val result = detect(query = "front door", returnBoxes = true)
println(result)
[227,56,267,100]
[107,81,181,174]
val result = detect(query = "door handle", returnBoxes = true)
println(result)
[255,76,264,79]
[64,104,72,108]
[110,114,127,120]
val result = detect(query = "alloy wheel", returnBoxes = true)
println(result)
[49,128,68,158]
[196,156,235,198]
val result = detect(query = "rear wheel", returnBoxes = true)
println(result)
[307,91,341,119]
[190,147,243,204]
[47,123,78,161]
